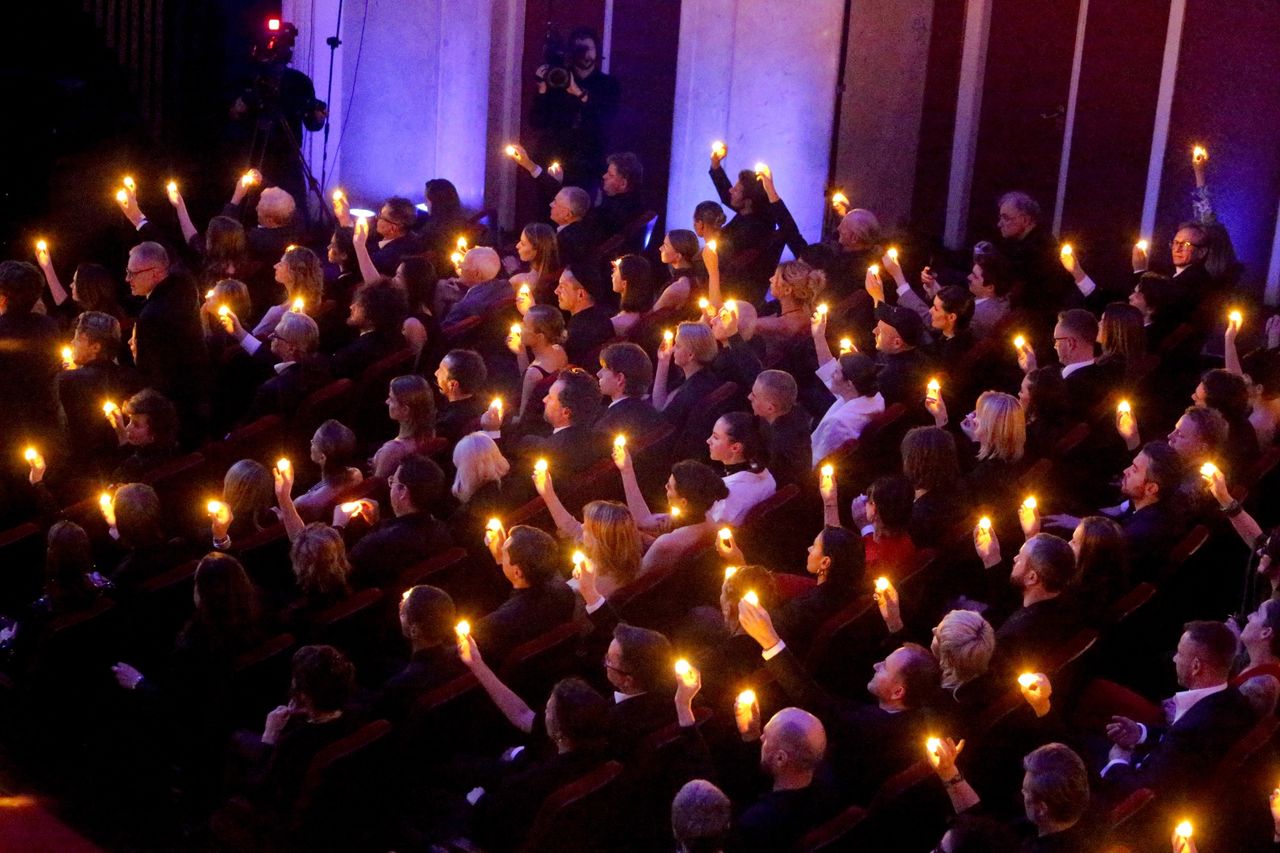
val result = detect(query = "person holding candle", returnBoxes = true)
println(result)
[847,475,919,573]
[509,223,561,309]
[655,322,725,461]
[1192,368,1259,473]
[242,311,330,422]
[278,523,354,632]
[594,342,665,442]
[433,349,490,445]
[1225,317,1280,447]
[966,245,1014,341]
[929,390,1026,518]
[615,447,728,575]
[449,432,517,532]
[247,246,323,338]
[505,368,608,483]
[992,191,1081,326]
[870,303,930,409]
[440,247,510,329]
[211,460,278,549]
[289,419,363,523]
[109,388,181,484]
[707,143,780,306]
[371,584,467,723]
[106,483,191,594]
[651,229,707,315]
[410,178,470,264]
[359,197,422,277]
[532,464,643,598]
[545,185,595,269]
[770,526,867,657]
[810,306,886,466]
[749,370,812,489]
[506,304,568,427]
[607,254,655,340]
[0,262,69,453]
[56,312,140,471]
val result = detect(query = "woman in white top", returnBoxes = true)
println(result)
[809,308,886,466]
[706,411,777,525]
[250,245,324,338]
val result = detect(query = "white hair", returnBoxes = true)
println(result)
[256,187,297,227]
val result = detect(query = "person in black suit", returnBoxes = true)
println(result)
[707,145,779,306]
[433,349,490,445]
[738,598,942,803]
[341,454,453,589]
[329,282,408,379]
[222,184,300,309]
[367,197,423,276]
[473,524,576,666]
[58,311,140,471]
[588,152,647,254]
[1049,309,1117,418]
[556,263,615,368]
[657,322,728,465]
[594,342,666,441]
[515,368,608,482]
[551,186,596,269]
[993,192,1081,327]
[244,311,330,421]
[733,706,837,853]
[1101,620,1257,801]
[750,369,812,489]
[108,388,182,485]
[0,262,64,455]
[126,242,208,439]
[982,533,1085,673]
[373,584,467,723]
[872,304,931,409]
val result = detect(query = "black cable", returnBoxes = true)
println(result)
[330,0,369,170]
[319,0,343,189]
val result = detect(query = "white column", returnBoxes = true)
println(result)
[943,0,993,249]
[667,0,845,250]
[1140,0,1188,241]
[287,0,494,212]
[1266,198,1280,306]
[484,0,527,231]
[1052,0,1090,235]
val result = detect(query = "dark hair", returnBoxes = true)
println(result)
[1140,440,1187,503]
[723,565,778,615]
[44,521,95,608]
[568,25,601,51]
[601,342,654,396]
[548,677,609,746]
[400,585,455,646]
[331,226,357,273]
[671,460,730,518]
[666,229,702,269]
[936,285,975,330]
[1135,272,1174,314]
[356,282,409,333]
[818,526,866,593]
[191,552,261,651]
[564,262,605,304]
[506,525,560,586]
[72,263,121,313]
[1183,619,1239,672]
[901,427,960,493]
[944,814,1020,853]
[1022,743,1090,825]
[425,179,462,217]
[693,201,726,231]
[204,216,248,278]
[1200,368,1251,423]
[868,475,914,534]
[400,257,439,314]
[74,310,122,353]
[0,260,45,314]
[522,222,560,281]
[314,419,358,478]
[443,349,487,395]
[1178,405,1227,456]
[607,152,644,190]
[837,353,879,396]
[395,454,445,513]
[291,644,356,713]
[1202,221,1243,288]
[555,369,602,425]
[718,411,769,470]
[972,250,1014,297]
[1075,516,1129,615]
[616,254,655,313]
[1242,349,1280,400]
[1025,533,1078,593]
[1025,366,1071,424]
[896,642,941,709]
[613,622,673,693]
[382,197,418,230]
[124,388,179,448]
[734,170,770,212]
[112,483,163,546]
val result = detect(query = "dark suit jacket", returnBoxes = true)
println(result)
[734,784,840,853]
[436,396,488,445]
[473,582,577,666]
[1062,361,1117,419]
[587,190,646,254]
[0,310,64,452]
[876,348,931,409]
[372,644,467,723]
[594,396,667,443]
[1102,686,1256,798]
[662,369,727,464]
[328,328,405,380]
[1120,501,1184,582]
[994,595,1086,671]
[565,304,616,368]
[556,221,595,269]
[57,359,142,464]
[472,744,611,852]
[606,689,679,758]
[709,166,779,306]
[348,511,454,589]
[246,356,330,421]
[369,233,422,277]
[762,406,813,489]
[516,423,609,481]
[134,273,208,397]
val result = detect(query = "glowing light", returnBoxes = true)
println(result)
[874,577,890,593]
[839,338,854,355]
[1013,335,1027,351]
[217,305,230,317]
[456,236,469,252]
[753,161,768,174]
[926,378,941,398]
[35,239,47,253]
[831,191,848,207]
[698,297,710,311]
[291,297,305,312]
[1175,820,1193,839]
[534,459,549,474]
[926,737,941,755]
[887,247,899,261]
[724,565,738,580]
[1018,673,1037,688]
[614,434,626,449]
[978,517,992,532]
[723,300,737,314]
[340,501,362,513]
[122,176,135,191]
[718,528,733,542]
[707,239,717,252]
[1229,309,1243,328]
[741,590,759,606]
[670,505,681,519]
[1060,244,1073,257]
[267,17,281,31]
[1199,462,1218,478]
[1118,400,1131,415]
[711,140,726,155]
[820,464,834,479]
[504,145,517,157]
[737,689,756,708]
[572,550,586,567]
[166,180,178,197]
[450,251,464,267]
[518,283,531,298]
[102,401,118,416]
[115,189,127,204]
[510,324,521,336]
[99,492,112,511]
[663,330,674,344]
[240,171,257,187]
[1136,240,1149,253]
[486,518,502,533]
[549,161,560,172]
[205,289,214,300]
[1192,145,1207,162]
[455,620,470,638]
[674,659,691,676]
[868,264,880,277]
[332,189,344,202]
[205,500,225,516]
[816,303,829,316]
[276,458,290,474]
[61,346,73,364]
[490,398,503,419]
[1023,496,1037,511]
[23,448,37,462]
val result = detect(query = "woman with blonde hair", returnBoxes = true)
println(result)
[959,391,1026,514]
[282,523,353,628]
[209,460,278,548]
[931,609,1000,721]
[372,375,438,479]
[508,304,569,424]
[251,245,325,337]
[752,260,824,356]
[510,223,561,305]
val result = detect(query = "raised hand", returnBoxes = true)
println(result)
[864,267,885,304]
[737,598,781,651]
[973,521,1001,568]
[874,578,903,634]
[1018,672,1052,717]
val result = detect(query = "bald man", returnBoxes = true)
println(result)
[733,707,836,852]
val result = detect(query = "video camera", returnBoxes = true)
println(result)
[541,30,593,90]
[252,17,299,66]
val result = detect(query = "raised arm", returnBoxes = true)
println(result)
[34,242,70,307]
[759,167,808,258]
[1224,314,1243,377]
[652,334,675,411]
[532,470,585,541]
[704,243,722,309]
[459,633,536,733]
[811,307,835,369]
[169,186,200,245]
[352,219,380,285]
[615,444,661,530]
[274,465,306,542]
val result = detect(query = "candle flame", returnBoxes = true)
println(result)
[887,247,899,261]
[534,459,548,474]
[1018,673,1037,688]
[1175,820,1193,839]
[1023,496,1037,511]
[486,518,502,532]
[874,577,890,593]
[291,297,305,312]
[1200,462,1218,478]
[978,517,992,531]
[572,550,586,566]
[718,528,733,542]
[1118,400,1131,414]
[741,590,759,606]
[276,458,290,472]
[504,145,517,157]
[1136,239,1149,253]
[831,191,848,207]
[35,239,47,253]
[456,620,470,637]
[926,737,941,755]
[23,447,37,462]
[839,338,854,354]
[340,501,362,513]
[207,500,224,515]
[1013,335,1026,350]
[1060,244,1073,257]
[103,401,118,416]
[674,658,691,676]
[737,689,756,706]
[614,434,626,449]
[663,330,674,343]
[724,565,738,580]
[816,303,829,315]
[218,305,230,317]
[868,264,880,277]
[821,464,834,478]
[332,189,344,202]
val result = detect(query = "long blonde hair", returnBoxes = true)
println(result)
[280,245,324,309]
[974,391,1025,462]
[583,501,642,586]
[451,432,511,502]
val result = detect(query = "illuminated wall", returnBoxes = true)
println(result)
[666,0,845,252]
[285,0,494,212]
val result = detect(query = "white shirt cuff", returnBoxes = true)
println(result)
[1100,758,1130,777]
[1136,723,1148,744]
[859,523,875,536]
[1076,275,1097,297]
[240,335,262,356]
[584,597,606,615]
[135,218,149,231]
[896,282,912,297]
[761,640,787,660]
[530,165,543,178]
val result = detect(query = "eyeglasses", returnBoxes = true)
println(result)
[1170,239,1204,250]
[125,266,160,279]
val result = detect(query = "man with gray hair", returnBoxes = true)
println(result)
[550,185,594,267]
[749,369,812,488]
[442,247,510,327]
[127,242,207,437]
[994,190,1080,322]
[245,311,329,420]
[734,707,836,852]
[672,779,732,853]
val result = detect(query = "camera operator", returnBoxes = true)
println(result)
[530,26,620,195]
[228,21,328,225]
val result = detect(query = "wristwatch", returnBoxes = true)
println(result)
[1221,499,1243,517]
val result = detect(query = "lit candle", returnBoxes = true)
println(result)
[1023,496,1037,511]
[1136,239,1149,253]
[486,518,502,533]
[291,297,305,312]
[1117,400,1131,415]
[831,191,848,208]
[670,505,681,519]
[572,550,586,568]
[357,215,370,233]
[61,346,74,367]
[674,658,691,677]
[1060,244,1072,258]
[724,565,738,580]
[1018,673,1037,689]
[332,188,344,202]
[504,144,517,157]
[741,590,759,606]
[340,501,363,514]
[103,401,118,417]
[23,447,37,463]
[820,463,835,480]
[816,303,829,316]
[122,176,135,191]
[509,323,522,338]
[874,577,890,593]
[207,500,225,515]
[455,620,471,638]
[240,171,257,187]
[887,247,899,262]
[456,236,468,252]
[723,299,737,315]
[753,161,768,175]
[736,689,757,711]
[1229,309,1243,330]
[663,330,674,344]
[35,239,48,253]
[1013,335,1027,351]
[1175,820,1193,839]
[718,528,733,544]
[1192,145,1207,162]
[205,289,215,300]
[99,491,113,513]
[711,140,726,156]
[838,338,854,355]
[926,378,941,399]
[115,189,128,204]
[518,283,531,299]
[868,264,880,277]
[534,459,549,475]
[978,516,992,532]
[166,181,178,202]
[1199,462,1218,479]
[706,239,717,253]
[549,161,561,174]
[698,297,710,311]
[450,251,464,267]
[217,305,230,317]
[276,458,290,475]
[489,398,503,421]
[926,737,941,756]
[614,434,626,449]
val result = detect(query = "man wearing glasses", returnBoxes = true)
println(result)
[127,242,207,440]
[1135,221,1213,328]
[994,192,1081,332]
[245,311,329,420]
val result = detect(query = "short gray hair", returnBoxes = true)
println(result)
[275,311,319,354]
[561,186,591,219]
[257,187,297,226]
[671,779,731,850]
[130,241,170,269]
[462,246,501,281]
[998,191,1042,223]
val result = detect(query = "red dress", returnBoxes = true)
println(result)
[864,532,917,575]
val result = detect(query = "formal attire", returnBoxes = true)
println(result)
[473,582,576,665]
[565,304,616,368]
[762,407,813,488]
[348,510,454,589]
